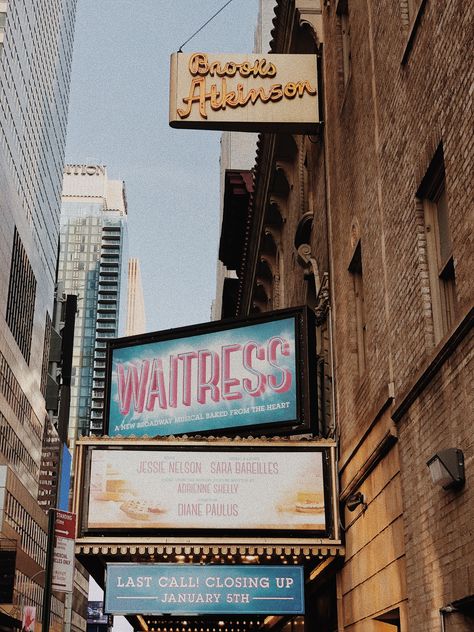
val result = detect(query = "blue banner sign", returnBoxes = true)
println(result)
[107,314,301,438]
[105,564,305,615]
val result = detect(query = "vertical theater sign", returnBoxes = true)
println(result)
[74,49,333,632]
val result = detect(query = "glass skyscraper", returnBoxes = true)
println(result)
[59,165,128,442]
[0,2,77,630]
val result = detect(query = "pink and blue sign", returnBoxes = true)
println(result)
[106,310,312,438]
[105,564,305,615]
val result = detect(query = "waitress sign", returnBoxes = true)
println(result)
[106,308,316,438]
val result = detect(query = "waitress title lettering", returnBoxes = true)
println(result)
[177,53,317,120]
[116,335,293,415]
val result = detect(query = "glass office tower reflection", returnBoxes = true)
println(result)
[0,2,77,629]
[59,165,128,444]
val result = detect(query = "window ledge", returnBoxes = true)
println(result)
[401,0,429,66]
[392,304,474,422]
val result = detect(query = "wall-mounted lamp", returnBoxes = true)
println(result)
[427,448,465,490]
[345,491,367,512]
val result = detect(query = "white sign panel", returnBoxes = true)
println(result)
[87,448,327,532]
[52,510,76,593]
[169,52,319,132]
[22,605,36,632]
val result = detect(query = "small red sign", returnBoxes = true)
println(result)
[54,509,76,539]
[52,509,76,593]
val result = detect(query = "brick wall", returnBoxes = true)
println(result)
[319,0,473,628]
[396,330,473,629]
[235,0,472,628]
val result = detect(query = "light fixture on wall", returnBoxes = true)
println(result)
[345,491,367,512]
[427,448,465,490]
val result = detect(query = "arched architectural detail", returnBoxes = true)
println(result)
[253,281,271,312]
[294,211,314,251]
[275,134,298,162]
[260,254,277,278]
[251,301,264,314]
[272,164,291,197]
[262,228,278,257]
[298,136,307,216]
[263,225,281,248]
[297,243,321,294]
[267,200,285,227]
[295,0,324,48]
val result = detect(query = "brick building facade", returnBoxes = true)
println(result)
[217,1,473,630]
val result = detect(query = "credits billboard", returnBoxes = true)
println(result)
[82,444,330,536]
[106,308,315,438]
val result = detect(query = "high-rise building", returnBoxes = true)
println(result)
[126,257,146,336]
[59,165,128,440]
[0,1,77,630]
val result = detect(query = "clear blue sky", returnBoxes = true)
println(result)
[65,1,260,629]
[65,0,260,334]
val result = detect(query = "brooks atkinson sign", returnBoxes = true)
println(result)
[169,52,319,132]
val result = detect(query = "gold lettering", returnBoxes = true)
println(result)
[176,73,317,120]
[209,60,222,76]
[186,53,278,79]
[240,86,272,107]
[239,62,251,77]
[189,53,208,76]
[177,77,210,119]
[226,62,237,77]
[294,80,317,98]
[210,83,223,111]
[257,58,277,78]
[269,84,284,102]
[223,79,239,108]
[284,82,297,98]
[301,80,317,96]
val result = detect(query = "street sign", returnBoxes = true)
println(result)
[52,509,76,593]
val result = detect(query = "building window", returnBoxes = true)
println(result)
[337,0,351,89]
[6,228,37,363]
[418,145,457,343]
[40,312,52,398]
[349,241,367,376]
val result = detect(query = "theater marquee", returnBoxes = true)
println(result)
[106,307,316,438]
[169,52,320,132]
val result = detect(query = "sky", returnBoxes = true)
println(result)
[65,0,260,336]
[65,0,262,629]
